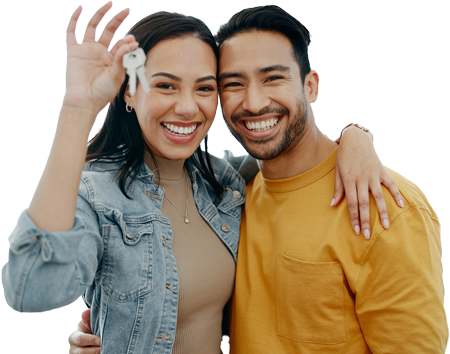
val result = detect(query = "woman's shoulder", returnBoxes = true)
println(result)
[205,154,246,193]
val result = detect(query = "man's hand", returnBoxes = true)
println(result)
[68,309,101,354]
[332,125,403,239]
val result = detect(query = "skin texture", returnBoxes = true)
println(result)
[125,36,218,160]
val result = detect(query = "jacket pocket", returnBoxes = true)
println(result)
[276,253,346,344]
[101,210,154,302]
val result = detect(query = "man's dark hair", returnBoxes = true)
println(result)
[216,5,311,83]
[86,12,223,198]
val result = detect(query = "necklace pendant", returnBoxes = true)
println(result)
[184,217,189,224]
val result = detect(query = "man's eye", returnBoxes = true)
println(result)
[266,76,282,82]
[223,82,242,88]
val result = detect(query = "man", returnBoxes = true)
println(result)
[69,5,447,353]
[215,5,447,353]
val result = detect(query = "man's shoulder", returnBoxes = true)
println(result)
[384,166,438,223]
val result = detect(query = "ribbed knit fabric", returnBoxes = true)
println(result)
[144,152,235,354]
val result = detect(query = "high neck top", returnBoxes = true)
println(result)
[144,152,185,181]
[143,151,235,354]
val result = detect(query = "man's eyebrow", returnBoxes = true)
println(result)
[218,72,246,82]
[259,65,290,74]
[151,72,182,81]
[196,75,217,83]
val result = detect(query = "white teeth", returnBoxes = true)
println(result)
[162,122,198,136]
[245,118,279,132]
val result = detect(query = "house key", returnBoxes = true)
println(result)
[123,47,150,96]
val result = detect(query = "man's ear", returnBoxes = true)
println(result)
[304,70,319,103]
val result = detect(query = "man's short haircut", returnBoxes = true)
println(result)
[216,5,312,83]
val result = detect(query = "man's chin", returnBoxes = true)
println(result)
[241,139,287,161]
[227,126,287,160]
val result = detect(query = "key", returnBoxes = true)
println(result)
[123,48,150,96]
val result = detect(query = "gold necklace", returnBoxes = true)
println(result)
[162,170,190,224]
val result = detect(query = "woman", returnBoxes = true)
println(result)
[3,3,401,354]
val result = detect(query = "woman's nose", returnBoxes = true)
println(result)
[174,93,199,119]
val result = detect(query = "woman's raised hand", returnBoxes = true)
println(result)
[63,2,138,119]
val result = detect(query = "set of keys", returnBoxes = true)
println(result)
[123,47,150,96]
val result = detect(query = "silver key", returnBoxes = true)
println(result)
[123,48,150,96]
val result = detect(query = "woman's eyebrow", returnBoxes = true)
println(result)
[150,73,216,83]
[151,72,182,81]
[196,75,217,83]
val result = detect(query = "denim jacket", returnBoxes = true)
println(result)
[2,153,252,354]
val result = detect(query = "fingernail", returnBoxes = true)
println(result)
[382,218,390,229]
[399,199,404,208]
[330,198,335,207]
[354,225,360,235]
[363,229,371,240]
[95,338,101,346]
[123,34,134,40]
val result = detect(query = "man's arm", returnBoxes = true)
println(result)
[355,205,448,352]
[68,309,101,354]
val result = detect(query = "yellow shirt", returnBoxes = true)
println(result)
[230,148,447,353]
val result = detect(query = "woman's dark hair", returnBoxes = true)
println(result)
[216,5,311,84]
[86,12,223,198]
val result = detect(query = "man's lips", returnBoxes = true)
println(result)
[237,113,283,133]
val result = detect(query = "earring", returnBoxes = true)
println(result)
[126,103,133,113]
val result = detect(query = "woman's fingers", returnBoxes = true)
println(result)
[343,179,361,235]
[67,5,82,46]
[381,171,404,208]
[110,34,135,57]
[370,181,390,229]
[356,183,371,239]
[98,8,130,48]
[331,165,345,207]
[109,39,139,83]
[83,1,113,42]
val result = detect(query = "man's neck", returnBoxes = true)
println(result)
[257,121,338,180]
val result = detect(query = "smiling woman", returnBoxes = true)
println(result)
[125,36,218,160]
[1,4,244,354]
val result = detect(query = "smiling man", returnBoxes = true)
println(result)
[216,5,447,354]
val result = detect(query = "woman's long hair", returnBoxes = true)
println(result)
[86,12,224,198]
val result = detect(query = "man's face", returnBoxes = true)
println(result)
[218,31,312,160]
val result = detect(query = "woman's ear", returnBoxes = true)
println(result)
[123,85,132,106]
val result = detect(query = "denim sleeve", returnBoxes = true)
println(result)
[223,150,259,185]
[2,180,103,312]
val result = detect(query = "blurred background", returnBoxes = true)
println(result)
[1,0,449,352]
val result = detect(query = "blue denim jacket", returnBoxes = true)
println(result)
[2,154,251,354]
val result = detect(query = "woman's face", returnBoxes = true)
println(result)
[125,35,218,160]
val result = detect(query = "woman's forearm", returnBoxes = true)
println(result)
[27,105,97,232]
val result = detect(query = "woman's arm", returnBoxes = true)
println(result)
[28,4,137,232]
[332,125,403,239]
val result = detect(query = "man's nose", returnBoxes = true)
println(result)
[174,92,199,119]
[241,84,271,114]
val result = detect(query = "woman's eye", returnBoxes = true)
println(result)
[198,86,215,92]
[156,83,175,90]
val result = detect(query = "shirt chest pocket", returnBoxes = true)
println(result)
[276,254,346,344]
[101,210,154,302]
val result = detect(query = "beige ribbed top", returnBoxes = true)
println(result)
[144,152,235,354]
